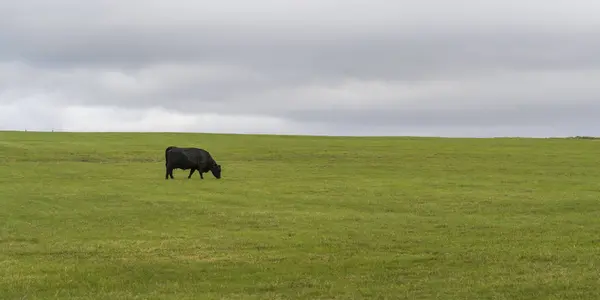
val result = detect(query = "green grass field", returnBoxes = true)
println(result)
[1,131,599,299]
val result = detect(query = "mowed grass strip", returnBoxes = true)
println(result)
[1,131,600,299]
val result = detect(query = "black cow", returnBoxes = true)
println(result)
[164,146,222,180]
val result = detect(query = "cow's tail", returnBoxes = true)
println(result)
[165,146,176,163]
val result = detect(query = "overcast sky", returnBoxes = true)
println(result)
[1,0,600,137]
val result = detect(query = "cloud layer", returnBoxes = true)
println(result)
[2,0,600,136]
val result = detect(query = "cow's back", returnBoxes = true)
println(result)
[181,147,212,165]
[165,147,212,169]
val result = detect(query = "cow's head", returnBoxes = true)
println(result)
[210,164,222,179]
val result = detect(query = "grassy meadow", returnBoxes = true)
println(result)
[1,131,599,299]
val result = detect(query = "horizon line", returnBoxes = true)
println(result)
[0,129,596,139]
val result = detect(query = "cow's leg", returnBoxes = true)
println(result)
[200,172,204,179]
[165,165,170,180]
[188,168,196,179]
[168,167,174,179]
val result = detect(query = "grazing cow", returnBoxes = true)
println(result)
[164,146,222,180]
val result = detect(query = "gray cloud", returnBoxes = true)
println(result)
[1,0,600,136]
[286,103,600,127]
